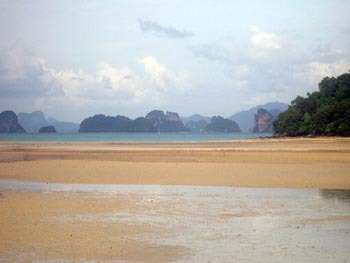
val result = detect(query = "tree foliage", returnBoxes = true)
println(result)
[274,71,350,136]
[204,116,241,132]
[79,114,133,132]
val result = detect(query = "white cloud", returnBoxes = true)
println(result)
[298,59,350,86]
[249,25,260,32]
[248,92,279,106]
[139,56,191,92]
[0,45,63,97]
[51,63,149,107]
[139,56,167,88]
[190,25,349,110]
[96,63,144,98]
[0,46,192,120]
[250,26,281,49]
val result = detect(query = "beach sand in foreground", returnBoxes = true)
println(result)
[0,137,350,188]
[1,137,350,262]
[1,183,349,262]
[0,190,188,262]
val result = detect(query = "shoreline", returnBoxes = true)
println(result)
[1,137,350,189]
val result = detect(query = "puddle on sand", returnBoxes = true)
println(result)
[0,179,349,263]
[319,189,350,205]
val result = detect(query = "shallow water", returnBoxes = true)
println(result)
[0,132,272,142]
[1,180,349,263]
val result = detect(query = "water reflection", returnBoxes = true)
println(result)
[1,179,350,263]
[319,189,350,205]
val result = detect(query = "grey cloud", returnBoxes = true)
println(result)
[138,19,194,38]
[344,28,350,35]
[230,64,292,92]
[308,43,348,63]
[0,45,64,98]
[191,38,349,100]
[189,44,289,92]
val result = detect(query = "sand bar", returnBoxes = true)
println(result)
[0,137,350,188]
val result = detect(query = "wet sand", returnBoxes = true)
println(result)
[0,137,350,188]
[1,182,349,262]
[1,137,350,262]
[0,190,188,262]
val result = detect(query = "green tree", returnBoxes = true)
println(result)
[274,70,350,136]
[299,112,312,135]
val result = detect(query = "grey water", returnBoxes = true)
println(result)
[1,179,349,263]
[0,132,272,142]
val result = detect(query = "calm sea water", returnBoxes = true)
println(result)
[0,132,272,142]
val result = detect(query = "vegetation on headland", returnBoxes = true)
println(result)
[274,71,350,136]
[204,116,241,132]
[79,110,189,133]
[38,125,57,133]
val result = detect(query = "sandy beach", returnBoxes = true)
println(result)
[0,137,350,188]
[1,137,350,262]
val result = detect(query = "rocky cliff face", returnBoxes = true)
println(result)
[18,111,47,133]
[181,114,211,125]
[229,101,288,132]
[18,111,79,133]
[145,110,165,124]
[165,111,181,122]
[252,108,274,133]
[39,125,57,133]
[185,119,208,133]
[145,110,188,132]
[204,116,241,132]
[0,111,26,133]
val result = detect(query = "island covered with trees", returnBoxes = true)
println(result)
[274,71,350,136]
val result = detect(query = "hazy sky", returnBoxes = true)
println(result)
[0,0,349,122]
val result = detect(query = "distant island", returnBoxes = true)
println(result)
[204,116,241,133]
[0,108,277,134]
[79,110,245,133]
[18,111,79,133]
[145,111,188,133]
[79,110,189,133]
[1,100,293,134]
[274,71,350,136]
[252,108,275,133]
[2,67,349,137]
[0,111,26,133]
[39,125,57,133]
[228,102,288,132]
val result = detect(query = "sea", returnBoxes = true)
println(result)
[0,132,272,142]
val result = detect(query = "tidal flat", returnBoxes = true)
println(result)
[0,138,350,262]
[0,137,350,188]
[0,181,350,262]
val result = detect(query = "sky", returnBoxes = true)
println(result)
[0,0,349,122]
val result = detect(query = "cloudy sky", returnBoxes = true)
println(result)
[0,0,349,122]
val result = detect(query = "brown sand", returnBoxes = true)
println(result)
[0,191,188,262]
[1,138,350,261]
[1,137,350,188]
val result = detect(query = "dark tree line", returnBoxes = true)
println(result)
[79,115,159,133]
[274,71,350,136]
